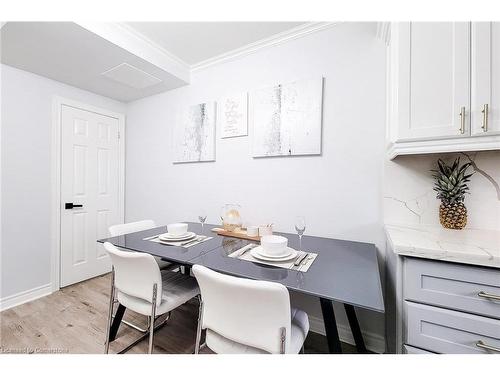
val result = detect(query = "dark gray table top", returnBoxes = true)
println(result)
[98,223,224,263]
[98,222,384,313]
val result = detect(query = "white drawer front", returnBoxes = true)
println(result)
[405,258,500,319]
[406,301,500,354]
[403,345,435,354]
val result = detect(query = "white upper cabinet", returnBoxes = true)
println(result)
[396,22,470,140]
[387,22,500,159]
[472,22,500,135]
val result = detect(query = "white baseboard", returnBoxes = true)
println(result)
[0,283,53,312]
[309,315,386,354]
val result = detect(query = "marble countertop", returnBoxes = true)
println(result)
[385,224,500,269]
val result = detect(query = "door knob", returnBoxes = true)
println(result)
[65,202,83,209]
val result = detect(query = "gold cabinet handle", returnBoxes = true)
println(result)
[478,290,500,301]
[481,104,489,132]
[459,106,466,134]
[476,340,500,353]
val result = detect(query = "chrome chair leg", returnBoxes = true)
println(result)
[194,296,203,354]
[106,280,170,355]
[155,312,171,329]
[104,269,115,354]
[117,330,150,354]
[112,300,167,333]
[116,313,170,354]
[113,315,148,333]
[148,283,158,354]
[279,327,286,354]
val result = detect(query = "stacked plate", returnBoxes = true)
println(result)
[250,246,297,262]
[158,232,197,242]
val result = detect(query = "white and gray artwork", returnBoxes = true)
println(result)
[218,93,248,138]
[250,77,323,157]
[174,101,216,163]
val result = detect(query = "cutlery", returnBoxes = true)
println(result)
[238,243,257,257]
[294,252,308,267]
[181,236,205,247]
[298,255,314,271]
[242,243,257,254]
[144,234,159,241]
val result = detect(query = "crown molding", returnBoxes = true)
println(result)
[191,22,340,72]
[75,22,341,85]
[115,22,191,70]
[76,22,191,83]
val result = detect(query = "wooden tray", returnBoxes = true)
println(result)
[212,228,261,241]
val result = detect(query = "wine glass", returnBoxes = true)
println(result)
[198,210,207,234]
[294,216,306,250]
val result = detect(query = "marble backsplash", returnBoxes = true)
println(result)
[384,150,500,231]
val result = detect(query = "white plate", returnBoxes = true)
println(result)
[159,235,196,243]
[160,231,194,239]
[250,246,298,262]
[255,245,294,259]
[159,232,196,242]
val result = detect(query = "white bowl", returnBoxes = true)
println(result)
[260,235,288,256]
[167,223,188,236]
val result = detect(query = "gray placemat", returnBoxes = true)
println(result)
[143,234,212,248]
[229,244,317,272]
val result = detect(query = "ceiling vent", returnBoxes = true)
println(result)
[101,63,162,89]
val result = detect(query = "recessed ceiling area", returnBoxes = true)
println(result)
[0,22,189,102]
[0,22,310,102]
[125,22,306,66]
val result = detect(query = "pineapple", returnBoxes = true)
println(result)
[432,158,474,230]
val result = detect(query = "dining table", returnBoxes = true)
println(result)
[98,222,385,354]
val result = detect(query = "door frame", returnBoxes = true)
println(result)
[51,96,125,292]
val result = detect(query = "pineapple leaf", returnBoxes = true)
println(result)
[437,159,447,175]
[463,173,474,180]
[431,158,475,204]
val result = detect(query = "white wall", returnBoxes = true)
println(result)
[0,64,126,302]
[125,23,387,351]
[384,151,500,230]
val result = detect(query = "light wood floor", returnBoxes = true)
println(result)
[0,274,358,354]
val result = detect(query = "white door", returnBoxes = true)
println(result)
[396,22,470,140]
[60,104,121,287]
[472,22,500,135]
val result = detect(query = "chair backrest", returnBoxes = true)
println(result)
[104,242,162,305]
[192,265,292,354]
[108,220,156,237]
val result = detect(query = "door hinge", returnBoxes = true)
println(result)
[118,131,121,139]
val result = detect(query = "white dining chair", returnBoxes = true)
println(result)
[108,220,175,271]
[108,220,179,333]
[192,265,309,354]
[104,242,200,354]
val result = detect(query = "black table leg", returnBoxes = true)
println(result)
[344,304,368,353]
[109,304,126,342]
[319,298,342,354]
